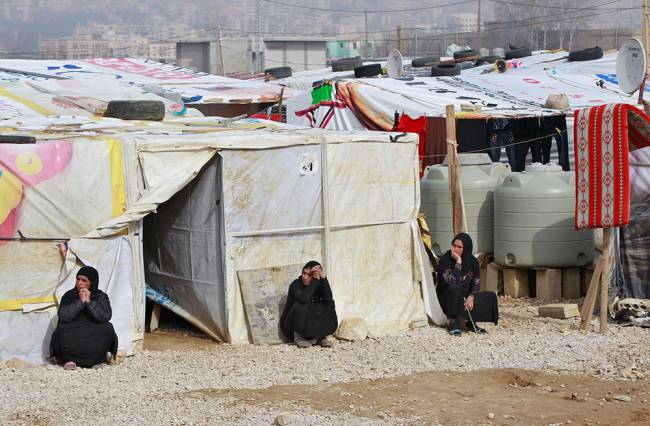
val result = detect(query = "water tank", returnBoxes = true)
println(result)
[421,153,510,255]
[479,48,490,57]
[494,164,595,267]
[492,47,505,58]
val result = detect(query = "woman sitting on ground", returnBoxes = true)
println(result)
[50,266,118,369]
[280,261,338,348]
[437,233,499,336]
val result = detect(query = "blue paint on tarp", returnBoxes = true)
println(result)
[62,64,81,69]
[597,73,650,93]
[182,95,202,103]
[47,66,60,70]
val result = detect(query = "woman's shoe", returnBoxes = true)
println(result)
[63,361,76,370]
[317,337,332,348]
[447,328,462,336]
[466,322,487,334]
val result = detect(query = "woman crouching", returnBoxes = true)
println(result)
[50,266,118,369]
[280,261,338,348]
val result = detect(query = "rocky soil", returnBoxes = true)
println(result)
[1,298,648,425]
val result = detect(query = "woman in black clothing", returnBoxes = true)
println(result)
[437,233,499,336]
[50,266,118,369]
[280,261,338,348]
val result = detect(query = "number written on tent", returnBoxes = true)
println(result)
[299,153,319,176]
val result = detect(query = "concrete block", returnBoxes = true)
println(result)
[485,262,502,294]
[504,269,529,298]
[539,303,580,319]
[536,269,562,300]
[562,268,581,299]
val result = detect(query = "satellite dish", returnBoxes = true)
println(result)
[616,38,647,94]
[387,49,404,78]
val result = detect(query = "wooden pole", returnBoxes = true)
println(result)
[580,256,603,330]
[397,25,402,51]
[599,228,612,333]
[639,0,649,109]
[445,105,467,235]
[476,0,482,51]
[277,86,285,123]
[320,138,332,278]
[218,26,225,76]
[364,10,369,59]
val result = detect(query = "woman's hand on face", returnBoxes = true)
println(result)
[451,249,461,263]
[311,265,325,279]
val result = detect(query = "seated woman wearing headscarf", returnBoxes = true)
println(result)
[437,233,499,336]
[280,261,338,348]
[50,266,118,369]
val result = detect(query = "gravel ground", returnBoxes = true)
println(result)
[1,298,649,425]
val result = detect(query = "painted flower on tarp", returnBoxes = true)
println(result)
[0,140,72,240]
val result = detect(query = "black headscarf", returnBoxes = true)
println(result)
[439,233,479,274]
[60,266,101,306]
[303,260,321,271]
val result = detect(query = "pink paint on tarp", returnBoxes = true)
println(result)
[84,58,200,81]
[0,140,73,186]
[0,209,16,239]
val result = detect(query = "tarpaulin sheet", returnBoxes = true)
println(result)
[0,58,293,104]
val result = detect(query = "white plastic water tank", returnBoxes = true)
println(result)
[494,163,595,267]
[421,153,510,255]
[492,47,505,58]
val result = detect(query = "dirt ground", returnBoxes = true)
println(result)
[144,330,215,351]
[193,368,649,425]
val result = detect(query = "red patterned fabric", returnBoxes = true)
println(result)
[574,104,650,229]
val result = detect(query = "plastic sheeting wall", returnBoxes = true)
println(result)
[221,141,426,343]
[143,156,226,340]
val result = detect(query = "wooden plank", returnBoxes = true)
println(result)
[539,303,580,319]
[580,256,604,330]
[504,268,528,298]
[600,228,612,333]
[445,104,467,234]
[237,263,303,345]
[150,303,161,332]
[562,268,582,299]
[536,269,562,300]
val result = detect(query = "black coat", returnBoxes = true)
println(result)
[280,277,338,340]
[50,288,118,367]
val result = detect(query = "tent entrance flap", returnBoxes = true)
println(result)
[142,155,226,341]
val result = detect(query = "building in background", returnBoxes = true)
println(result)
[326,39,376,59]
[262,37,332,72]
[451,13,478,33]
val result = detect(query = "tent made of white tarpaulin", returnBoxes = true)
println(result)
[0,127,441,364]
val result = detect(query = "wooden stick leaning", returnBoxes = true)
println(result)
[445,104,467,235]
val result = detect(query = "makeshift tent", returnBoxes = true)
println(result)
[0,58,295,118]
[0,125,438,363]
[573,103,650,301]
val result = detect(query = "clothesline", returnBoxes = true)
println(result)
[421,129,569,159]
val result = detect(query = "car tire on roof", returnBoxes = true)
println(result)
[475,56,500,66]
[568,47,604,62]
[264,66,292,80]
[453,49,478,60]
[331,57,363,72]
[354,63,383,78]
[103,100,165,121]
[0,135,36,144]
[411,56,441,67]
[505,47,531,59]
[430,63,461,76]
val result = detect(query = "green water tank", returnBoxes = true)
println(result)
[421,153,510,255]
[494,164,595,267]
